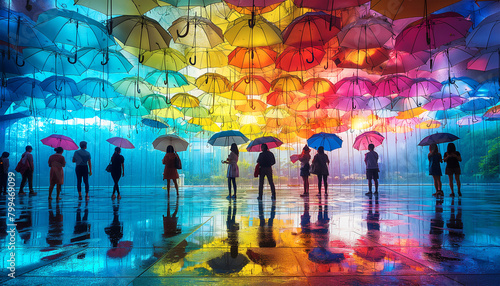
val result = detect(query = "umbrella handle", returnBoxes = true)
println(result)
[208,107,214,115]
[189,55,196,65]
[305,52,315,64]
[244,77,251,84]
[177,22,189,38]
[101,51,109,65]
[68,52,78,64]
[102,97,109,108]
[134,99,140,109]
[15,53,25,67]
[83,125,89,132]
[138,54,145,63]
[251,48,255,59]
[324,61,329,70]
[55,82,63,92]
[1,74,6,87]
[248,12,256,28]
[25,0,32,11]
[164,72,169,85]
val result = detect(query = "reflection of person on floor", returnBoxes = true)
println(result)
[163,195,181,238]
[16,196,33,244]
[356,195,385,263]
[72,200,90,243]
[105,202,123,248]
[300,197,312,246]
[425,199,461,262]
[0,196,7,239]
[447,198,465,250]
[46,201,63,247]
[227,200,239,258]
[258,200,276,247]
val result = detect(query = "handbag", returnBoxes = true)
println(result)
[105,161,112,172]
[175,154,182,169]
[254,163,260,178]
[310,162,317,174]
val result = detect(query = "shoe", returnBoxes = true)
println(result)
[271,196,276,201]
[450,193,455,197]
[78,196,83,200]
[85,195,89,200]
[29,191,37,196]
[56,197,61,201]
[257,196,262,200]
[365,192,373,196]
[226,195,231,199]
[316,193,321,196]
[19,191,26,195]
[458,192,462,197]
[231,195,236,199]
[300,193,309,197]
[111,194,116,199]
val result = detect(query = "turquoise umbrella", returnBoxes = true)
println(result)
[7,77,46,99]
[98,109,126,121]
[71,107,96,119]
[77,48,133,73]
[23,46,87,76]
[45,95,84,111]
[36,108,73,120]
[0,9,53,48]
[0,46,38,76]
[77,78,121,98]
[145,70,189,88]
[41,76,81,97]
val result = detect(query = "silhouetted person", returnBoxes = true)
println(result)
[312,146,329,195]
[257,144,276,200]
[0,152,9,195]
[46,201,63,247]
[298,145,311,197]
[447,198,465,250]
[227,200,239,258]
[73,141,92,200]
[110,147,124,200]
[163,195,181,238]
[443,143,462,197]
[105,202,123,248]
[258,200,276,248]
[163,145,180,196]
[364,144,379,196]
[222,143,239,199]
[16,196,33,244]
[48,147,66,201]
[428,143,443,197]
[18,145,36,195]
[72,200,90,243]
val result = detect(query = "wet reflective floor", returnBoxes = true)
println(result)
[1,184,500,285]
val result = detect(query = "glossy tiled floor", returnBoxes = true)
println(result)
[1,183,500,285]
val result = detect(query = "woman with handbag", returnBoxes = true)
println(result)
[163,145,180,196]
[110,147,124,199]
[298,145,311,197]
[222,143,239,199]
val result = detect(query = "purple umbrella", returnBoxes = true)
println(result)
[41,134,78,150]
[106,137,135,149]
[418,133,459,146]
[422,96,466,111]
[374,75,414,97]
[246,136,283,152]
[457,115,482,126]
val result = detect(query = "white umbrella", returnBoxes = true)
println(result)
[153,135,189,152]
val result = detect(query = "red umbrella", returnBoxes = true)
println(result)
[106,241,133,259]
[294,0,369,10]
[333,47,390,70]
[282,12,341,48]
[246,136,283,152]
[106,137,135,149]
[353,131,385,151]
[276,46,325,72]
[395,12,472,54]
[41,134,78,150]
[266,91,297,106]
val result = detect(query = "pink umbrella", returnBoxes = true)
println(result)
[365,97,391,110]
[420,44,478,71]
[41,134,78,150]
[293,0,369,10]
[422,96,466,111]
[395,12,472,53]
[246,136,283,152]
[399,78,442,98]
[106,137,135,149]
[335,77,375,97]
[353,131,384,150]
[467,48,500,71]
[374,75,414,97]
[337,17,393,49]
[457,115,483,126]
[376,50,430,75]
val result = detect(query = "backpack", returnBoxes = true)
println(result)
[15,155,28,173]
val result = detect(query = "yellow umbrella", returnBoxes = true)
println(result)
[396,107,426,119]
[271,75,303,92]
[416,120,441,129]
[142,48,187,71]
[217,91,248,105]
[240,123,263,139]
[188,117,213,126]
[185,47,228,69]
[202,123,221,132]
[235,99,268,112]
[151,105,183,118]
[289,97,324,112]
[196,73,231,93]
[239,114,266,125]
[182,106,210,118]
[170,93,200,108]
[265,106,290,118]
[75,0,159,16]
[212,114,238,123]
[169,16,224,48]
[113,77,153,97]
[233,75,271,95]
[221,121,240,131]
[210,105,238,116]
[224,15,282,47]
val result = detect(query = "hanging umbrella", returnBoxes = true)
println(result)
[76,94,117,110]
[460,97,497,112]
[370,0,461,20]
[75,0,159,15]
[421,43,478,71]
[390,96,429,111]
[208,130,249,146]
[106,137,135,149]
[307,132,343,151]
[233,75,270,95]
[334,47,390,70]
[376,50,430,75]
[170,93,200,108]
[467,48,500,71]
[224,15,282,47]
[182,106,210,118]
[418,133,459,146]
[0,9,53,48]
[185,47,228,69]
[111,15,171,51]
[271,75,303,92]
[335,77,375,97]
[228,47,277,69]
[416,120,441,129]
[246,136,283,152]
[145,70,189,89]
[282,12,341,48]
[337,17,393,50]
[235,99,267,112]
[153,134,189,151]
[41,76,80,97]
[353,131,385,151]
[77,48,133,73]
[457,115,483,126]
[294,0,369,10]
[113,77,153,98]
[142,115,169,129]
[169,16,224,48]
[365,96,391,110]
[276,46,325,72]
[483,105,500,121]
[266,91,296,106]
[466,11,500,48]
[41,134,78,150]
[240,123,262,139]
[77,78,120,98]
[264,106,290,118]
[45,95,84,111]
[0,46,38,76]
[374,75,414,97]
[196,73,231,93]
[140,94,169,110]
[329,96,368,111]
[7,77,46,99]
[140,48,187,71]
[23,46,87,76]
[399,78,442,98]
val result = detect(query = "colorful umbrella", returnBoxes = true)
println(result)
[153,134,189,152]
[247,136,283,152]
[233,75,270,95]
[335,77,375,97]
[106,137,135,149]
[228,47,277,69]
[141,48,187,71]
[418,133,459,146]
[337,17,393,49]
[224,15,282,47]
[374,75,414,97]
[282,12,341,48]
[353,131,385,151]
[371,0,461,20]
[111,15,171,51]
[169,16,224,48]
[294,0,369,10]
[41,134,78,150]
[208,130,249,146]
[75,0,159,15]
[276,46,325,72]
[307,132,343,151]
[185,47,228,69]
[196,73,231,93]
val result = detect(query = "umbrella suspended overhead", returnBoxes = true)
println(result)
[0,9,53,48]
[466,11,500,48]
[106,137,135,149]
[228,47,277,69]
[141,48,187,71]
[77,78,120,98]
[370,0,461,20]
[74,0,159,16]
[271,75,303,92]
[162,0,223,6]
[185,47,228,69]
[23,46,87,76]
[111,15,171,52]
[153,134,189,151]
[41,134,79,150]
[169,16,224,48]
[196,73,231,93]
[224,15,282,47]
[282,12,341,48]
[170,93,200,108]
[233,75,270,95]
[337,17,393,50]
[293,0,369,10]
[276,46,325,72]
[376,50,430,75]
[145,70,189,88]
[0,46,38,75]
[77,48,133,73]
[374,75,414,97]
[418,133,459,146]
[208,130,249,146]
[41,76,80,97]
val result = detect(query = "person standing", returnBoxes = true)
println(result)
[19,146,36,195]
[48,147,66,201]
[364,144,380,196]
[0,152,9,195]
[222,143,239,199]
[298,145,311,197]
[257,143,276,200]
[163,145,180,196]
[110,147,124,200]
[312,146,329,195]
[73,141,92,200]
[428,143,443,197]
[443,143,462,197]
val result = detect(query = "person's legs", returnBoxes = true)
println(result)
[76,166,83,197]
[448,174,454,195]
[323,175,328,194]
[227,177,232,197]
[48,183,55,199]
[267,170,276,199]
[56,184,62,200]
[317,175,322,194]
[166,179,171,195]
[302,176,307,194]
[82,168,89,195]
[231,177,237,197]
[432,175,439,193]
[173,179,179,195]
[368,179,373,193]
[305,176,309,193]
[374,179,379,193]
[455,173,461,196]
[258,173,265,199]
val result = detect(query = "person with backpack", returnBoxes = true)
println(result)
[18,146,36,195]
[0,152,9,195]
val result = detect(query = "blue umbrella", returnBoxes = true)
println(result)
[23,46,87,76]
[77,48,133,73]
[208,130,249,146]
[307,132,343,151]
[35,107,73,120]
[98,109,126,121]
[0,46,38,75]
[460,97,498,112]
[1,85,25,102]
[0,9,53,48]
[77,78,120,98]
[145,70,189,88]
[45,95,83,111]
[71,107,96,119]
[476,79,500,100]
[41,76,81,97]
[418,133,459,146]
[7,77,46,98]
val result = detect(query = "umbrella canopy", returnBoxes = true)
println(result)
[246,136,283,152]
[282,12,341,48]
[338,17,393,50]
[371,0,461,20]
[225,15,282,47]
[418,133,459,146]
[208,130,249,146]
[307,132,343,151]
[106,137,135,149]
[153,134,189,152]
[276,46,325,72]
[141,48,187,71]
[41,134,78,150]
[75,0,159,15]
[228,47,277,69]
[353,131,385,151]
[169,16,224,48]
[111,15,171,51]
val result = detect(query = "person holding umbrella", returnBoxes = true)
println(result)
[312,146,330,195]
[48,147,66,201]
[257,144,276,201]
[428,144,443,197]
[163,145,180,196]
[222,143,239,200]
[443,143,462,197]
[109,147,124,200]
[73,141,92,200]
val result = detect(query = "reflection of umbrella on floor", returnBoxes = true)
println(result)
[353,131,385,151]
[246,136,283,152]
[41,134,78,150]
[106,137,135,149]
[107,241,133,259]
[207,252,249,274]
[208,130,249,146]
[418,132,459,146]
[354,246,386,262]
[307,132,343,151]
[308,248,345,264]
[153,135,189,152]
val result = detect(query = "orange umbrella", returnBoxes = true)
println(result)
[271,75,303,91]
[196,73,231,93]
[233,75,271,95]
[301,78,336,97]
[235,99,268,112]
[333,47,390,69]
[276,46,326,72]
[228,47,277,69]
[266,91,296,106]
[226,2,281,14]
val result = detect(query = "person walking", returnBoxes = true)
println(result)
[163,145,180,196]
[73,141,92,200]
[48,147,66,201]
[110,147,124,200]
[298,145,311,197]
[312,146,329,195]
[364,144,380,196]
[443,143,462,197]
[18,145,36,195]
[257,143,276,200]
[0,152,9,195]
[428,143,443,197]
[222,143,239,199]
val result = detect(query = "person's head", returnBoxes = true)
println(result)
[429,144,438,154]
[303,145,310,152]
[317,146,324,154]
[1,152,8,158]
[54,147,63,154]
[261,143,268,152]
[80,141,87,149]
[25,145,33,152]
[447,143,456,153]
[230,143,239,156]
[166,145,174,153]
[368,144,375,151]
[114,147,121,154]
